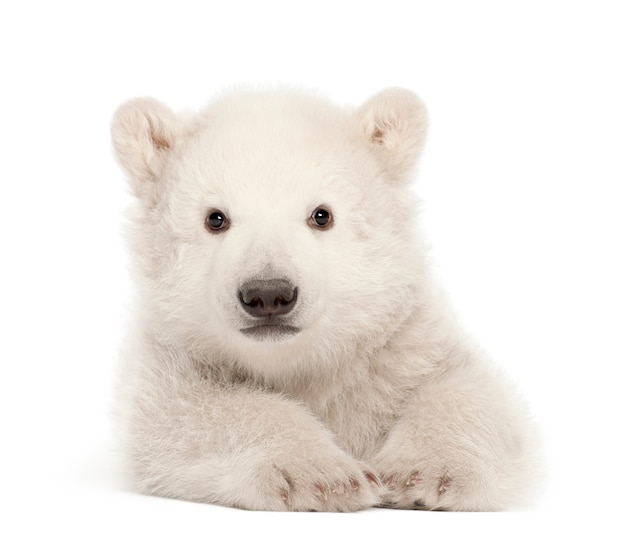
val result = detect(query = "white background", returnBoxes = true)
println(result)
[1,1,624,536]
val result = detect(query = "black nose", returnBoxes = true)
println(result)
[238,279,298,318]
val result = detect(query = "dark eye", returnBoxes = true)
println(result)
[310,207,332,229]
[205,210,229,233]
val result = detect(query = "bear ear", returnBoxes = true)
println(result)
[357,88,428,182]
[111,97,182,200]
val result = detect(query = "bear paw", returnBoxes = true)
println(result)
[377,469,455,510]
[278,468,381,512]
[232,453,382,511]
[373,459,511,511]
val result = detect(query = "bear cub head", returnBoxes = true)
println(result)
[112,88,428,378]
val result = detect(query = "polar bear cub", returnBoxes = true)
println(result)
[111,88,536,511]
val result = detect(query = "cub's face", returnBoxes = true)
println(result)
[112,90,427,376]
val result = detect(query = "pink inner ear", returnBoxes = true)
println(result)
[148,117,172,152]
[151,131,170,151]
[370,126,385,145]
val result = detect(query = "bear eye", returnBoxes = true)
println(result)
[309,207,333,229]
[205,210,230,233]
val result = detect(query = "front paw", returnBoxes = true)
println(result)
[232,449,382,512]
[376,467,456,510]
[372,456,511,511]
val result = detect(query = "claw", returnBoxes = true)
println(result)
[382,474,400,490]
[406,471,421,487]
[438,473,452,495]
[314,484,328,501]
[330,484,349,496]
[364,471,382,488]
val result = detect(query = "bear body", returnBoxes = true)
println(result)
[111,88,536,511]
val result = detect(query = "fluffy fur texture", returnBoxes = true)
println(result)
[112,87,537,511]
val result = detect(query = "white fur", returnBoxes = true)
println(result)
[111,87,538,511]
